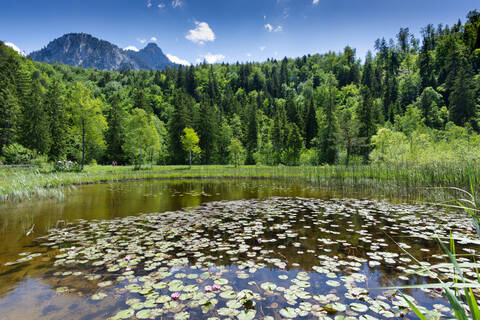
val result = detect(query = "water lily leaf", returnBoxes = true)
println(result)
[91,292,107,300]
[174,311,190,319]
[237,309,256,320]
[136,309,152,319]
[113,309,135,319]
[220,290,237,299]
[279,307,297,318]
[260,282,277,291]
[350,303,368,312]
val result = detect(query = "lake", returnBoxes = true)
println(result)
[0,179,476,319]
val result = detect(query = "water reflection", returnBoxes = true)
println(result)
[0,179,473,319]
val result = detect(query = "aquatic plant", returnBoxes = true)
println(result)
[392,180,480,320]
[3,197,477,319]
[1,162,479,203]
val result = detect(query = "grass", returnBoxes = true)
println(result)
[390,181,480,320]
[1,161,479,203]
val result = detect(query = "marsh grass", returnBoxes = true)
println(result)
[0,161,478,202]
[391,180,480,319]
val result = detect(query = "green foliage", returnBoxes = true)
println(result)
[316,75,339,164]
[67,82,107,169]
[1,143,36,165]
[228,138,246,167]
[180,127,201,168]
[393,181,480,320]
[123,108,161,169]
[0,10,479,168]
[45,79,68,160]
[105,92,128,164]
[370,128,409,163]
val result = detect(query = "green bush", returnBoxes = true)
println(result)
[2,143,35,165]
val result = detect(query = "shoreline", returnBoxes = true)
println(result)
[1,164,478,203]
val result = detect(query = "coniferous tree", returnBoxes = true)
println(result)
[245,104,258,164]
[169,90,192,164]
[45,79,68,160]
[196,99,218,164]
[20,79,51,154]
[449,61,477,126]
[316,77,338,164]
[285,122,303,165]
[272,101,287,164]
[0,80,20,150]
[304,99,318,148]
[357,87,376,162]
[105,92,127,163]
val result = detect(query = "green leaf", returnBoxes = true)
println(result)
[444,287,468,320]
[401,294,428,320]
[464,288,480,320]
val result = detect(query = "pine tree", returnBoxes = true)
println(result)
[357,87,376,162]
[45,79,68,160]
[0,80,20,150]
[169,90,192,164]
[316,77,338,164]
[272,102,287,164]
[195,99,218,164]
[105,93,127,163]
[449,62,477,126]
[285,122,303,165]
[245,104,258,164]
[20,79,51,154]
[304,99,318,148]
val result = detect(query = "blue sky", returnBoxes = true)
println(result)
[1,0,478,65]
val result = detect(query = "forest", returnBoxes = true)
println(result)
[1,10,479,168]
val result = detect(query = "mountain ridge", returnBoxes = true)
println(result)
[28,33,176,71]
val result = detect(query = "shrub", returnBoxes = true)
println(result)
[2,143,35,165]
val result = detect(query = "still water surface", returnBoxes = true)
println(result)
[0,179,475,319]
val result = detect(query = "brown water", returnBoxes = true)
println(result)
[0,179,477,319]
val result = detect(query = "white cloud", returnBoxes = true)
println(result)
[313,0,319,5]
[167,53,191,66]
[147,0,152,7]
[5,42,26,56]
[186,21,215,44]
[246,53,252,57]
[259,46,266,51]
[138,38,147,44]
[150,37,157,42]
[171,0,183,8]
[195,53,225,64]
[124,46,140,52]
[204,53,225,64]
[158,2,165,8]
[264,23,283,32]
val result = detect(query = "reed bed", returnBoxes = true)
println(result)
[0,162,478,203]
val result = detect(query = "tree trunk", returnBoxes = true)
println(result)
[346,143,351,167]
[81,119,85,171]
[151,149,154,168]
[189,150,192,169]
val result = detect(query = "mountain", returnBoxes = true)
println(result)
[125,43,173,70]
[28,33,176,71]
